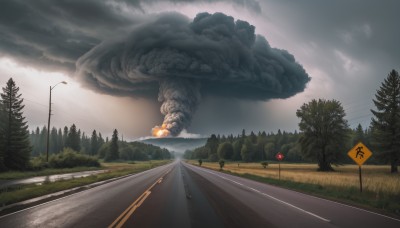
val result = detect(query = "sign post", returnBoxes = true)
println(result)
[347,142,372,192]
[275,152,284,180]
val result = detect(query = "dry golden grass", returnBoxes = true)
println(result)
[196,162,400,195]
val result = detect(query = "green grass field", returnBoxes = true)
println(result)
[191,161,400,216]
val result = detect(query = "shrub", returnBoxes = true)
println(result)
[219,159,225,170]
[49,148,100,168]
[29,156,47,170]
[261,161,268,168]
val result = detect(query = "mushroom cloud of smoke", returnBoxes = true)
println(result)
[76,12,310,137]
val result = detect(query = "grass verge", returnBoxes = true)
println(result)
[0,166,104,180]
[0,160,171,207]
[192,161,400,218]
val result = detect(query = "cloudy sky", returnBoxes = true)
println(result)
[0,0,398,139]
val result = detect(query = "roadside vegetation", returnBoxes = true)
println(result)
[192,161,400,216]
[185,70,400,174]
[0,77,172,173]
[0,160,171,206]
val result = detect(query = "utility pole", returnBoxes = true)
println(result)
[46,81,67,162]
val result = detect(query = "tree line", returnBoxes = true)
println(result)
[0,77,171,172]
[184,127,372,163]
[29,126,172,162]
[185,69,400,173]
[29,124,107,157]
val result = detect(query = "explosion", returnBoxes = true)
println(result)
[76,12,310,138]
[152,124,170,137]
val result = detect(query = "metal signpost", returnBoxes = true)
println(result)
[275,152,284,180]
[347,142,372,192]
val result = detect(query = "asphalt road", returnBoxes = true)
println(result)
[0,160,399,228]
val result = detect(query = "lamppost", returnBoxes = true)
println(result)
[46,81,67,162]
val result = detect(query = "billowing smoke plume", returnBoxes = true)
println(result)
[76,12,310,137]
[157,79,201,136]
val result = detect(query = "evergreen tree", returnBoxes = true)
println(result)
[232,140,243,161]
[241,138,253,162]
[32,127,40,156]
[57,128,63,152]
[81,132,90,154]
[0,102,6,170]
[353,124,365,145]
[50,127,58,154]
[217,142,233,160]
[296,99,349,171]
[66,124,80,152]
[106,129,119,161]
[39,126,47,154]
[256,131,267,160]
[98,133,105,152]
[371,69,400,173]
[63,126,68,149]
[250,131,257,144]
[90,130,98,156]
[205,134,219,157]
[0,78,31,170]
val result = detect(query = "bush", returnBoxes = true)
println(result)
[219,159,225,170]
[29,156,47,170]
[261,161,268,168]
[49,148,100,168]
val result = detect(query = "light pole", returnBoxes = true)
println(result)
[46,81,67,162]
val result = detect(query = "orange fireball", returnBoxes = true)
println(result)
[152,124,170,137]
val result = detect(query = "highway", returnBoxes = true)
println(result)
[0,160,399,227]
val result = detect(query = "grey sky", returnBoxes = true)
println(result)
[0,0,398,138]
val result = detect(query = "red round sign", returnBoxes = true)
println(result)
[275,152,284,161]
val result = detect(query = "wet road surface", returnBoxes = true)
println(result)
[0,160,399,228]
[0,170,108,189]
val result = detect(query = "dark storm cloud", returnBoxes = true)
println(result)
[0,0,261,74]
[0,0,143,73]
[263,0,400,79]
[121,0,262,13]
[76,12,310,135]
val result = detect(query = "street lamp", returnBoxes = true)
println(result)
[46,81,67,162]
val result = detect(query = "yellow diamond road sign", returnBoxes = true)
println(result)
[347,142,372,166]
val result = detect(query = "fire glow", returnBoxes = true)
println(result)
[152,124,170,138]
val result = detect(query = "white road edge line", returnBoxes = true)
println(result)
[294,187,400,222]
[0,163,174,220]
[187,164,330,223]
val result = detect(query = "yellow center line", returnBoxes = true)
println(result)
[108,169,171,228]
[115,191,152,228]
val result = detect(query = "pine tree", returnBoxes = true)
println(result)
[353,124,365,145]
[57,128,63,152]
[63,126,68,149]
[106,129,119,161]
[371,69,400,173]
[205,134,219,157]
[50,127,58,154]
[0,102,6,170]
[90,130,98,156]
[39,126,47,154]
[0,78,31,170]
[32,127,40,156]
[66,124,81,152]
